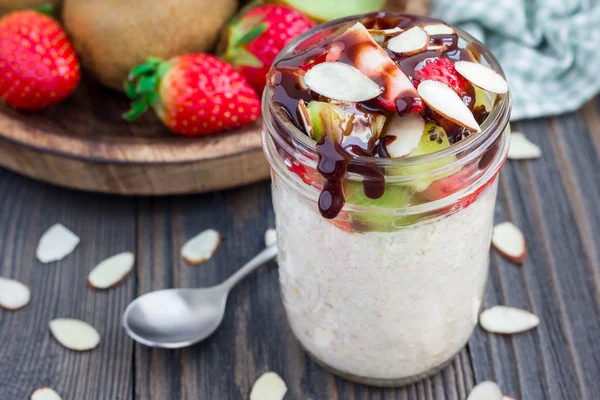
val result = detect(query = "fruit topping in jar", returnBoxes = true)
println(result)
[266,15,509,222]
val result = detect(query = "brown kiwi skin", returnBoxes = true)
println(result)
[0,0,62,15]
[62,0,238,91]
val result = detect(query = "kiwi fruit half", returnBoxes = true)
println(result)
[62,0,238,90]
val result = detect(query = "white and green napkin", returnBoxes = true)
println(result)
[432,0,600,120]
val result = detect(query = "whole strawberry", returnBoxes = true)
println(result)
[0,10,80,110]
[124,54,260,136]
[221,4,315,93]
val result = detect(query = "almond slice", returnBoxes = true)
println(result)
[467,381,503,400]
[88,252,135,290]
[181,229,221,265]
[428,44,447,51]
[31,387,62,400]
[480,306,540,334]
[454,61,508,94]
[36,224,80,263]
[49,318,100,351]
[508,133,542,160]
[417,80,481,132]
[422,23,455,36]
[503,396,517,400]
[297,99,313,138]
[265,229,277,248]
[492,221,527,263]
[387,26,429,56]
[304,62,383,103]
[250,372,288,400]
[0,277,31,310]
[384,114,425,157]
[368,27,403,36]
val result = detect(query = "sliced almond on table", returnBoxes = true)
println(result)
[49,318,100,351]
[492,221,527,263]
[88,252,135,290]
[264,229,277,248]
[387,26,429,55]
[181,229,221,265]
[422,23,455,36]
[0,277,31,310]
[480,306,540,334]
[467,381,503,400]
[508,133,542,160]
[36,224,80,263]
[304,62,382,103]
[250,372,288,400]
[418,80,481,132]
[384,114,425,157]
[454,61,509,94]
[503,396,517,400]
[31,387,62,400]
[297,99,313,138]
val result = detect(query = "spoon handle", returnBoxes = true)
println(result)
[220,245,278,291]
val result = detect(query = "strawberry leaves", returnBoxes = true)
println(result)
[123,57,171,121]
[222,14,267,69]
[236,24,268,47]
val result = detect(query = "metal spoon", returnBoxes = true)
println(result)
[122,245,277,348]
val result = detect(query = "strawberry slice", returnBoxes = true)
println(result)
[299,51,328,72]
[420,161,503,212]
[324,22,417,112]
[413,57,471,97]
[420,163,481,202]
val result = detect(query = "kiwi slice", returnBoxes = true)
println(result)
[474,86,493,111]
[307,101,386,145]
[274,0,386,22]
[391,122,459,192]
[306,101,353,143]
[344,181,416,232]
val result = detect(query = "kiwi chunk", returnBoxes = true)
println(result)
[306,101,386,145]
[390,122,459,192]
[306,101,353,143]
[274,0,386,22]
[474,86,493,111]
[344,182,416,232]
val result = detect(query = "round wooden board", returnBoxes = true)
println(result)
[0,0,428,196]
[0,74,269,195]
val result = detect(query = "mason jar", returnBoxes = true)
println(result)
[261,13,511,387]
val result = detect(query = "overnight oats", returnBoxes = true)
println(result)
[261,13,511,386]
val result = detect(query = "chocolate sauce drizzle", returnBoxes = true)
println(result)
[270,14,489,219]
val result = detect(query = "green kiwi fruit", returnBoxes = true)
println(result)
[62,0,238,90]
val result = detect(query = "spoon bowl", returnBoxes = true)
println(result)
[123,287,227,348]
[122,245,277,348]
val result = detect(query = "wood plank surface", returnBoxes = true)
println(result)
[0,100,599,399]
[0,171,137,399]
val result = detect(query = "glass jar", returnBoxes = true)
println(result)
[261,13,511,387]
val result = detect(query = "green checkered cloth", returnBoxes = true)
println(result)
[432,0,600,120]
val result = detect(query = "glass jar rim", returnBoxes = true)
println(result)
[262,12,512,184]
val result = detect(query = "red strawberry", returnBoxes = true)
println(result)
[413,57,470,97]
[221,4,315,93]
[123,54,260,136]
[0,10,80,110]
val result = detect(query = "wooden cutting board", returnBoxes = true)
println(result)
[0,0,428,195]
[0,74,268,195]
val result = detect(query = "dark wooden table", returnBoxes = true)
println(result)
[1,99,599,400]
